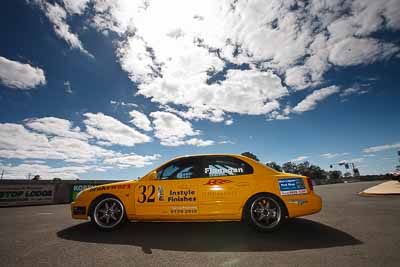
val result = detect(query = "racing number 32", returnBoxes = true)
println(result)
[137,185,155,203]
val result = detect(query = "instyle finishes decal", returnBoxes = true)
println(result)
[137,185,197,203]
[167,189,196,202]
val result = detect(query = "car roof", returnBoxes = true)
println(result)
[169,153,247,160]
[160,154,261,167]
[145,153,279,177]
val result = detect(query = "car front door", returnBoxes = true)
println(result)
[134,157,202,219]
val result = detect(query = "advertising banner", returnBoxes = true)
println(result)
[0,184,54,206]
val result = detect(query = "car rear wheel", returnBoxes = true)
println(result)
[244,194,286,232]
[91,196,126,230]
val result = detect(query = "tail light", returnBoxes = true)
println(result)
[306,177,314,191]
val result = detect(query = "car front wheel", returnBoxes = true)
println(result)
[91,196,126,230]
[244,194,286,232]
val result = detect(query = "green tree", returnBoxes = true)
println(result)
[297,161,311,175]
[241,152,260,161]
[266,161,282,172]
[282,162,298,173]
[306,164,328,180]
[328,170,342,180]
[282,161,328,180]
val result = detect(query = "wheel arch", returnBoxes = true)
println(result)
[241,192,289,221]
[88,193,125,218]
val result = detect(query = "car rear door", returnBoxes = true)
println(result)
[198,156,254,216]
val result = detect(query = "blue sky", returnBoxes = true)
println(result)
[0,0,399,180]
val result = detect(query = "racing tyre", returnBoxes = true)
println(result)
[91,196,126,230]
[243,193,287,232]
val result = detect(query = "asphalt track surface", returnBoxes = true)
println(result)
[1,181,399,267]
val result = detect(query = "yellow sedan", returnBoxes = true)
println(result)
[71,154,322,232]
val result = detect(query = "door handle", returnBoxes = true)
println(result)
[236,182,249,186]
[177,184,190,189]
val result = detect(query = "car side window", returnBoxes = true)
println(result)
[203,156,253,177]
[157,158,201,180]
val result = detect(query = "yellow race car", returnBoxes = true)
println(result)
[71,154,322,232]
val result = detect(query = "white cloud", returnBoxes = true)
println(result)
[129,110,152,131]
[161,105,226,123]
[285,66,313,91]
[31,0,398,122]
[340,87,368,98]
[110,100,138,107]
[267,110,290,121]
[363,142,400,153]
[320,152,349,159]
[49,136,117,163]
[0,118,162,179]
[185,138,214,147]
[340,158,365,164]
[224,119,233,126]
[26,0,400,122]
[150,111,198,146]
[328,37,399,66]
[292,86,340,113]
[150,111,213,146]
[219,140,235,145]
[0,163,95,180]
[83,113,151,146]
[25,117,89,140]
[87,0,399,121]
[64,80,73,94]
[290,156,308,162]
[0,56,46,90]
[0,123,50,152]
[139,69,286,117]
[23,160,47,164]
[103,153,161,168]
[62,0,90,15]
[117,36,159,83]
[0,123,115,163]
[36,1,93,57]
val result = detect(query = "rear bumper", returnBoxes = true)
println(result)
[71,201,89,220]
[285,193,322,218]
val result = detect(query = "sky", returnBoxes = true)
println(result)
[0,0,399,180]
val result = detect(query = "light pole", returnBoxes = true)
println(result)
[330,162,360,177]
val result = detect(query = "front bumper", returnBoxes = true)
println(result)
[71,201,89,220]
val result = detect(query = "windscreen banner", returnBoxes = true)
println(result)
[0,184,54,206]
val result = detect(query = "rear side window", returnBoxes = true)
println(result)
[203,156,253,177]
